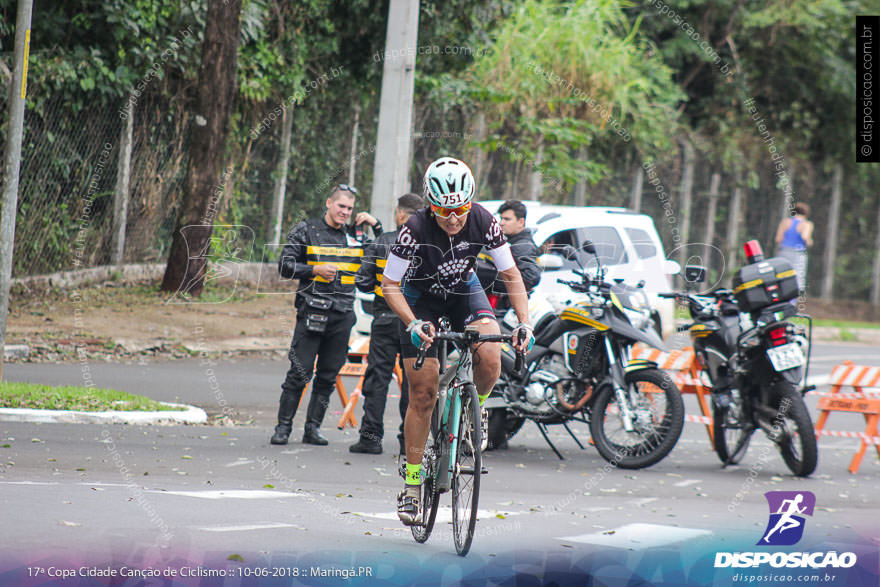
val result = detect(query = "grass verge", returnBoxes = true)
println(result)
[0,381,176,412]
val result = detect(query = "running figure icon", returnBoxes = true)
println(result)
[762,494,806,543]
[758,491,815,546]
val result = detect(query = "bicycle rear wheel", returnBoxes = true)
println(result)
[452,383,481,556]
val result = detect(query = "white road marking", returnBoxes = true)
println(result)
[673,479,702,488]
[560,523,711,549]
[631,497,659,507]
[352,507,522,523]
[77,482,130,487]
[199,522,300,532]
[150,489,303,499]
[224,459,255,468]
[0,481,58,485]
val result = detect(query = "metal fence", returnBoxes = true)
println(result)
[1,88,190,278]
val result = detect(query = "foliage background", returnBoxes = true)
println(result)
[0,0,878,302]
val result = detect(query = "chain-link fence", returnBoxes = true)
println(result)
[1,86,190,278]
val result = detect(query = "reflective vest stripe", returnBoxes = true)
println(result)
[314,274,357,285]
[306,246,363,257]
[307,261,361,272]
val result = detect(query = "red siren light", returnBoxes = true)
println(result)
[743,240,764,264]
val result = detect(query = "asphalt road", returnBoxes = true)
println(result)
[1,342,878,584]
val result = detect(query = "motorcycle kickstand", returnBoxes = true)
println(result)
[535,422,565,460]
[562,420,586,450]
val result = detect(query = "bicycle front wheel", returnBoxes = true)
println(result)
[452,382,481,556]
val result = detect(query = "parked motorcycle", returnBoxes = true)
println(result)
[486,242,685,469]
[660,241,817,477]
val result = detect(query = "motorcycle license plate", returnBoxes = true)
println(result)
[766,343,805,371]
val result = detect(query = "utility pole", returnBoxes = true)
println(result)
[370,0,419,226]
[112,106,134,265]
[0,0,34,380]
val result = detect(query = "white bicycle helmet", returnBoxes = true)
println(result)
[423,157,475,209]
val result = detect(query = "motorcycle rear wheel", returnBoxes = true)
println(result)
[769,382,818,477]
[486,408,525,450]
[590,369,684,469]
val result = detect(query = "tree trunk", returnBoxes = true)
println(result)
[821,163,843,300]
[726,180,744,271]
[528,139,543,201]
[871,201,880,306]
[112,109,133,265]
[678,137,694,265]
[573,144,587,207]
[160,0,242,296]
[270,104,294,246]
[630,165,644,212]
[703,172,720,274]
[470,112,487,197]
[347,104,360,186]
[509,158,521,200]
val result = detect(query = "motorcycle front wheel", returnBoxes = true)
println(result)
[769,382,818,477]
[712,393,752,465]
[590,369,684,469]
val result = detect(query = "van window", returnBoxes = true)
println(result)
[539,230,580,271]
[625,227,657,259]
[577,226,629,266]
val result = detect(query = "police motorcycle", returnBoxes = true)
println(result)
[485,242,685,469]
[659,241,817,477]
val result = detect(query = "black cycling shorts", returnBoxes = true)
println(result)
[398,276,496,359]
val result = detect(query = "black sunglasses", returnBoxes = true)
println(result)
[336,184,359,195]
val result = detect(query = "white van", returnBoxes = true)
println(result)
[353,201,679,339]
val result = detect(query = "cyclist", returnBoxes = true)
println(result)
[381,157,534,525]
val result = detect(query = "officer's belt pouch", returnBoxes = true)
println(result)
[305,297,332,311]
[304,312,328,333]
[303,297,332,333]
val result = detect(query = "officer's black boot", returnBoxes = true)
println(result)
[302,393,329,446]
[270,391,300,445]
[350,432,383,454]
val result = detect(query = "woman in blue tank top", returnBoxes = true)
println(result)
[774,202,813,292]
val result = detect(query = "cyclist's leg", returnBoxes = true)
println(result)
[459,276,501,402]
[470,317,501,401]
[401,357,440,467]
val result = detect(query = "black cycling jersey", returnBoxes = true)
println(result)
[386,203,512,299]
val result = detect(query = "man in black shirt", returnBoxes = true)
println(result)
[349,193,425,455]
[478,200,541,314]
[271,185,381,446]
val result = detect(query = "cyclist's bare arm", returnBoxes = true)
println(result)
[498,265,531,350]
[381,275,435,343]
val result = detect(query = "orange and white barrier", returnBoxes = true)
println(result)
[814,360,880,474]
[631,344,715,443]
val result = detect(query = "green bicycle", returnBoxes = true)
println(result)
[407,320,525,556]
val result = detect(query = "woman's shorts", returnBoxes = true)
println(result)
[398,277,496,359]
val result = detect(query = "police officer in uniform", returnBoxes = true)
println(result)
[271,185,382,446]
[349,193,425,455]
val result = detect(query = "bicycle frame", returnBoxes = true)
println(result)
[433,337,475,493]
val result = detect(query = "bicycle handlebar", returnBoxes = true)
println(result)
[412,328,526,372]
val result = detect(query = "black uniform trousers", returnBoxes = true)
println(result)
[280,308,356,427]
[359,317,409,446]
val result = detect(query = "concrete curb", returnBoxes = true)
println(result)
[0,402,207,425]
